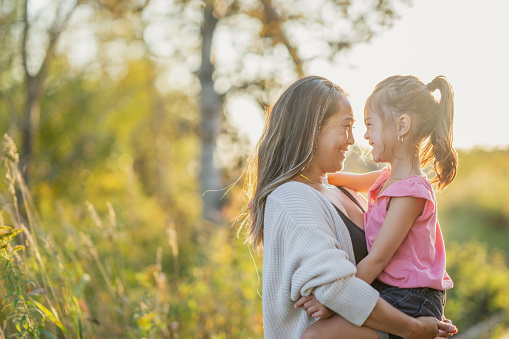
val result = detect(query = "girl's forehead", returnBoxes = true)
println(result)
[364,107,382,122]
[364,106,374,117]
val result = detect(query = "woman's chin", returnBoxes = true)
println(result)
[334,162,345,172]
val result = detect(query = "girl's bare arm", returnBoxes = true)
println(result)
[327,171,381,193]
[355,196,425,284]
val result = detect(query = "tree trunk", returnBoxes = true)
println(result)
[19,0,77,185]
[21,75,41,184]
[199,2,224,223]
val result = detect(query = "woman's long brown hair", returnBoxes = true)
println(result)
[238,76,347,249]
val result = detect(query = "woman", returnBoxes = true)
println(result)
[240,76,457,338]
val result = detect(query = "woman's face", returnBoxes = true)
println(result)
[313,100,355,173]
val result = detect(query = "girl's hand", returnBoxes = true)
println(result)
[294,295,335,319]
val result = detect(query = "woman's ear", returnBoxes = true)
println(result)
[397,114,411,137]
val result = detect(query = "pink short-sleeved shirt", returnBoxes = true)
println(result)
[364,167,453,290]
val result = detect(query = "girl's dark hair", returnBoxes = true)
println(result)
[239,76,347,248]
[366,75,458,190]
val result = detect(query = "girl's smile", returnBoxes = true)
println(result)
[364,107,393,163]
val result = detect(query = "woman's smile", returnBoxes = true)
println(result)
[311,101,355,174]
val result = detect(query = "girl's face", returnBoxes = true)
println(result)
[313,100,355,173]
[364,107,397,163]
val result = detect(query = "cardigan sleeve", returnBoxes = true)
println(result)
[265,189,379,327]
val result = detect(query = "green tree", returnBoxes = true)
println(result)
[150,0,410,222]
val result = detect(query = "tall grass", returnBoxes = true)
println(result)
[0,135,178,338]
[0,134,263,338]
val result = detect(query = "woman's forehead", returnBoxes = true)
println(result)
[338,100,354,119]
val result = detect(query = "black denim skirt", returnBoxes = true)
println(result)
[371,279,446,339]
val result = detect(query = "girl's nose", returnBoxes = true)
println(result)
[364,130,369,140]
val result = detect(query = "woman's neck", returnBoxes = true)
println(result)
[295,169,338,195]
[298,168,328,185]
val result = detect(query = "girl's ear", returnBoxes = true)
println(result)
[397,114,412,137]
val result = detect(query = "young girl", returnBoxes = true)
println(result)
[301,75,457,339]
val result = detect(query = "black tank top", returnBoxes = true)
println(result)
[334,187,368,265]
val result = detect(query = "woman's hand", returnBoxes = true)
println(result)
[294,295,335,319]
[406,317,457,339]
[434,318,457,339]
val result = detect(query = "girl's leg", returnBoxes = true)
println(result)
[302,314,380,339]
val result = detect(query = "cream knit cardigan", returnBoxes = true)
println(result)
[262,181,380,338]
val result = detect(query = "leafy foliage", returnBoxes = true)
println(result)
[437,148,509,257]
[445,241,509,334]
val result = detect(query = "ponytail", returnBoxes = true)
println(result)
[368,75,458,190]
[420,76,458,190]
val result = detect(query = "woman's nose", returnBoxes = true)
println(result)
[348,130,355,145]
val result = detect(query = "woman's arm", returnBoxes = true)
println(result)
[297,296,456,338]
[356,196,426,284]
[327,171,381,193]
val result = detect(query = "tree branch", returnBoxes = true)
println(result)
[260,0,304,77]
[38,1,79,80]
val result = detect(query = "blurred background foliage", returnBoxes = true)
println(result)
[0,0,507,337]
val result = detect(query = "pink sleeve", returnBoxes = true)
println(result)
[379,178,435,220]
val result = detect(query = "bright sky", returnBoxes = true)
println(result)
[230,0,509,150]
[32,0,509,150]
